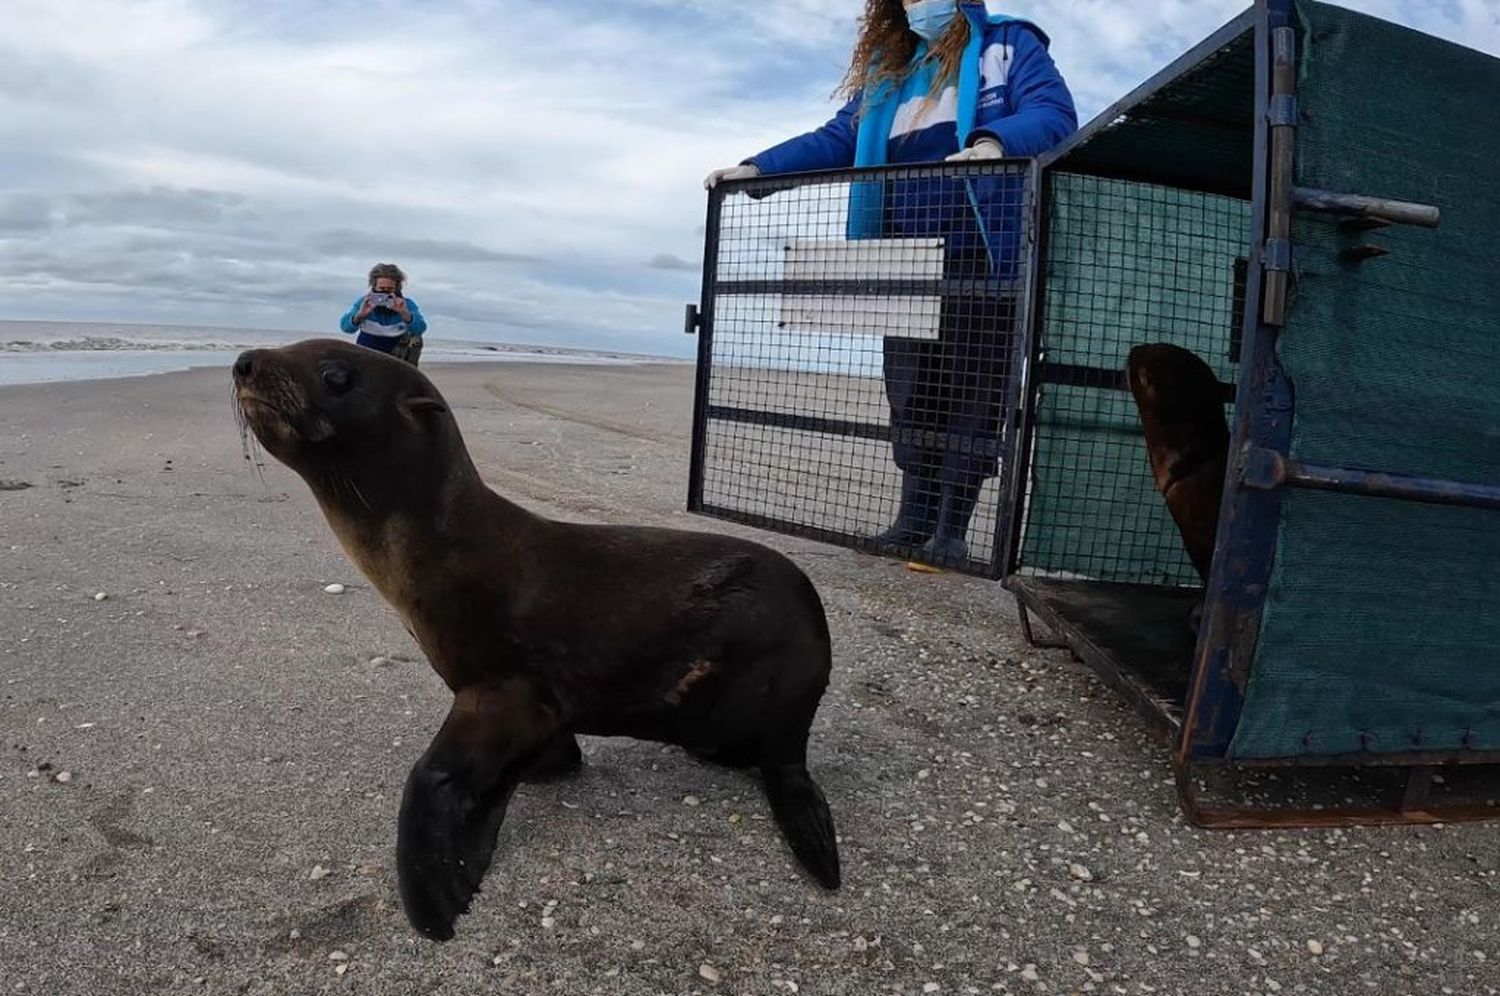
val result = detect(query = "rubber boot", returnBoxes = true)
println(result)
[920,483,980,565]
[871,471,939,548]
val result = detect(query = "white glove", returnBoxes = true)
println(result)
[704,163,760,189]
[945,137,1005,162]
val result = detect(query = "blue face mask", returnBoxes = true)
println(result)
[905,0,958,42]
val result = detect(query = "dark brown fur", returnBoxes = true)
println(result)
[1126,343,1231,582]
[233,340,840,941]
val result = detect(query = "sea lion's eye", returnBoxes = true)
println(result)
[321,363,354,396]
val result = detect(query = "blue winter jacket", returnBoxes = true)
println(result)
[746,6,1077,276]
[339,295,427,340]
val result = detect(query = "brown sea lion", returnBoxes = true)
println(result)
[1126,343,1231,587]
[231,339,840,941]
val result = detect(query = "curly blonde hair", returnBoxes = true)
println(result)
[837,0,972,103]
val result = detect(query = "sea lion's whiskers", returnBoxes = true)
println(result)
[229,380,269,481]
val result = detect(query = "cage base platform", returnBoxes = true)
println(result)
[1005,576,1200,739]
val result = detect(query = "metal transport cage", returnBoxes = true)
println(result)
[688,0,1500,825]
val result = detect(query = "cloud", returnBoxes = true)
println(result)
[306,229,543,266]
[0,0,1494,357]
[648,253,698,272]
[0,194,54,233]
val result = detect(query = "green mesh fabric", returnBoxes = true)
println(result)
[1018,173,1246,585]
[1229,3,1500,759]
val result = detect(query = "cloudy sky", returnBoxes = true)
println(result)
[3,0,1496,356]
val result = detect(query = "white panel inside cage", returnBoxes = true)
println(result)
[779,237,946,338]
[776,295,942,339]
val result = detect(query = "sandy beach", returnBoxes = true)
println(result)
[2,358,1496,996]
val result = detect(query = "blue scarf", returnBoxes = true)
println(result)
[847,9,1025,239]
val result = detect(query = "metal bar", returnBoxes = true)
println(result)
[704,404,1005,459]
[990,162,1040,583]
[686,190,724,514]
[698,502,997,579]
[1240,446,1500,510]
[1036,362,1239,404]
[1016,602,1070,650]
[1175,0,1292,766]
[1001,165,1052,577]
[1175,765,1500,829]
[705,404,886,443]
[725,161,1031,201]
[1292,186,1442,228]
[1261,25,1296,325]
[715,278,1024,298]
[1037,362,1129,392]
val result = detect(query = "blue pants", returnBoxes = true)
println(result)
[882,294,1017,488]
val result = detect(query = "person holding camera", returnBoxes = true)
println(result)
[339,262,427,366]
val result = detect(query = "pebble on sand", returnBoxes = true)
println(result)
[323,583,347,595]
[699,963,722,983]
[93,592,108,602]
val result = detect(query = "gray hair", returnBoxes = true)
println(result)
[367,262,407,292]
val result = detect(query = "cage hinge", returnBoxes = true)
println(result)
[683,303,702,335]
[1239,446,1287,490]
[1261,238,1292,272]
[1267,94,1299,128]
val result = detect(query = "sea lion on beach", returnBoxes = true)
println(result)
[1126,343,1230,602]
[231,339,840,941]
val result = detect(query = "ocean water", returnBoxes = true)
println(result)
[0,321,663,388]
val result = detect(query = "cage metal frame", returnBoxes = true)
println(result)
[686,160,1042,580]
[1003,0,1500,827]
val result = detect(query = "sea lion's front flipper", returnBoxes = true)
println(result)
[396,679,558,941]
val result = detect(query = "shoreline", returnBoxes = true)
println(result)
[0,343,688,391]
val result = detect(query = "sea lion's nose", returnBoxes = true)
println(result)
[233,350,257,379]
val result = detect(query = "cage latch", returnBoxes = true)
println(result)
[1239,446,1287,490]
[683,303,703,335]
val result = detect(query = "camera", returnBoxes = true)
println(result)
[367,292,395,309]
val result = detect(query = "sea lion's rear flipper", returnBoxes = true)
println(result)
[396,680,558,941]
[762,763,841,890]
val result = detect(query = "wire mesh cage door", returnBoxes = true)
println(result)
[686,163,1037,578]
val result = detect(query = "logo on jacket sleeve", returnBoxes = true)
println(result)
[980,42,1014,90]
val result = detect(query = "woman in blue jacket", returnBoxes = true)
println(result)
[706,0,1077,563]
[339,262,428,366]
